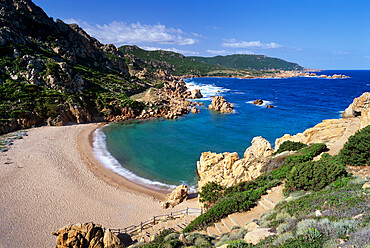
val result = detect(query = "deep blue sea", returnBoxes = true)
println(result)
[93,70,370,192]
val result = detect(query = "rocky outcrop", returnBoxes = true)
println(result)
[244,228,275,245]
[190,89,203,99]
[342,92,370,118]
[253,99,263,105]
[244,137,274,161]
[161,185,188,209]
[191,107,198,114]
[275,92,369,153]
[208,96,234,113]
[197,137,273,192]
[52,222,125,248]
[275,118,361,153]
[360,109,370,129]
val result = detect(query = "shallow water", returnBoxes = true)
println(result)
[96,70,370,191]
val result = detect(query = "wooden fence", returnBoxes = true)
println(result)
[109,207,203,236]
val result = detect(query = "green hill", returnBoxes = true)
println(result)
[189,54,303,71]
[0,0,149,134]
[119,45,225,76]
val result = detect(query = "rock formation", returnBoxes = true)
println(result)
[244,137,274,161]
[244,228,275,245]
[275,92,369,152]
[161,185,188,209]
[253,99,264,105]
[52,222,126,248]
[190,89,203,99]
[208,96,234,113]
[197,137,273,192]
[360,108,370,129]
[342,92,370,118]
[275,118,360,151]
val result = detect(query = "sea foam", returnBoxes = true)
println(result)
[185,80,230,100]
[93,127,186,192]
[246,100,275,107]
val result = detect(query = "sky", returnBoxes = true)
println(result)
[33,0,370,70]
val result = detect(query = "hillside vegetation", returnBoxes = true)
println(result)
[0,0,149,134]
[190,54,303,71]
[120,46,273,78]
[138,127,370,248]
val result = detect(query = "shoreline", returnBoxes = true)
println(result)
[0,124,198,247]
[77,123,168,201]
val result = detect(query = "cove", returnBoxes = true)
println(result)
[96,70,370,191]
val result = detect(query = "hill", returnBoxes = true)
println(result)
[119,45,261,78]
[0,0,150,134]
[189,54,303,71]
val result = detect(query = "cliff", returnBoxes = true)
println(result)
[197,137,274,193]
[275,92,370,153]
[0,0,152,134]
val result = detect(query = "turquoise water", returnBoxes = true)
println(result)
[95,70,370,191]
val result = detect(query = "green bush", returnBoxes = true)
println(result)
[199,182,225,208]
[338,125,370,166]
[274,141,307,155]
[285,155,347,193]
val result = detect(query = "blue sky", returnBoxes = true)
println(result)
[33,0,370,69]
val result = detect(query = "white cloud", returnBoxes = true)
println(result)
[64,19,197,46]
[235,50,254,54]
[222,39,281,49]
[141,46,200,56]
[206,49,254,55]
[206,49,229,55]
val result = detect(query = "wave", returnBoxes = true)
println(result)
[93,127,198,193]
[246,100,275,107]
[185,80,230,100]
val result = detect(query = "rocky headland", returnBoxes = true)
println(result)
[208,96,234,113]
[197,136,274,194]
[197,92,369,198]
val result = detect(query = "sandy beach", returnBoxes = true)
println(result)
[0,123,197,248]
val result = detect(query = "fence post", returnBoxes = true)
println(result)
[140,222,143,233]
[153,216,156,233]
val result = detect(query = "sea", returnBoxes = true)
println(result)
[93,70,370,192]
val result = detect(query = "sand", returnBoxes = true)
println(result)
[0,123,198,248]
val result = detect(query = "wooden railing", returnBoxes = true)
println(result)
[109,207,203,236]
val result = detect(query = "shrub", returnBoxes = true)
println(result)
[285,155,347,193]
[275,235,324,248]
[277,223,294,234]
[199,182,225,208]
[272,232,295,246]
[338,125,370,166]
[164,233,180,242]
[274,141,307,155]
[296,219,317,236]
[226,240,252,248]
[348,226,370,248]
